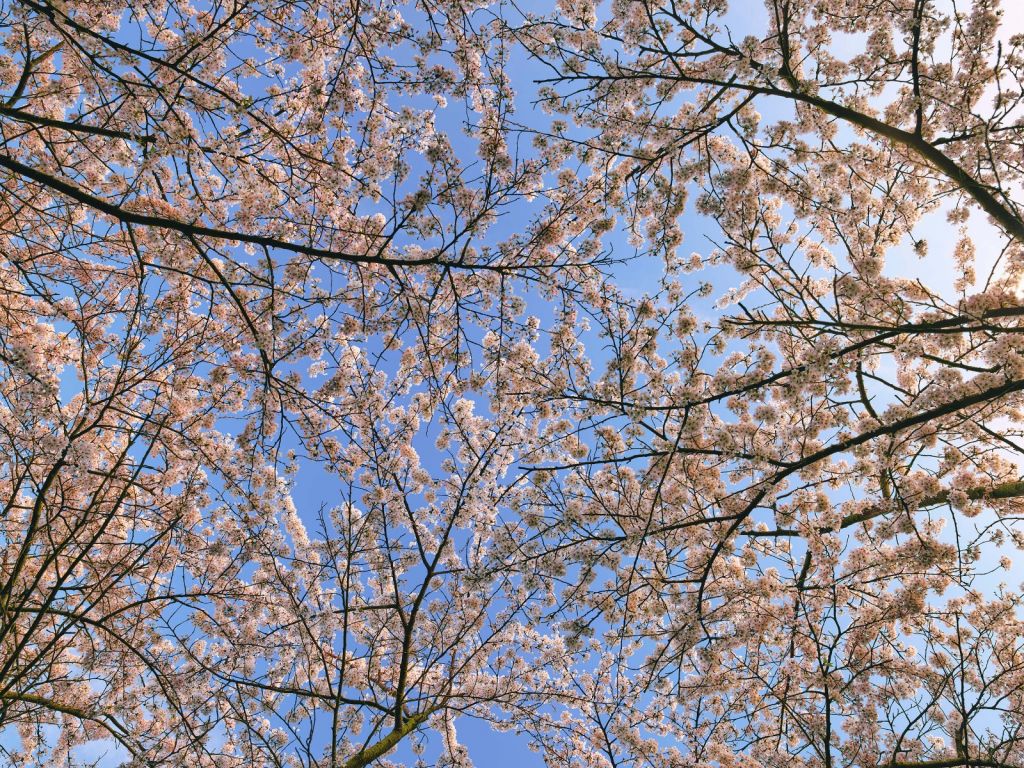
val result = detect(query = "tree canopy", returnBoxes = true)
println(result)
[1,1,1024,767]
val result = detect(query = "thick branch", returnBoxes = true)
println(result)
[744,479,1024,538]
[0,103,152,143]
[342,708,435,768]
[0,152,502,271]
[783,88,1024,243]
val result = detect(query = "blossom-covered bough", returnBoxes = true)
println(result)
[1,0,1024,767]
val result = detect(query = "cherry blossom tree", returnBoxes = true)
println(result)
[0,0,606,764]
[506,1,1024,767]
[3,0,1024,767]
